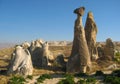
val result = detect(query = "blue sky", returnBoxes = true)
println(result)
[0,0,120,43]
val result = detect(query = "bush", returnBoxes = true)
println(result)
[58,74,75,84]
[95,70,104,76]
[104,76,120,84]
[77,77,96,84]
[112,69,120,77]
[115,52,120,56]
[37,74,52,83]
[9,75,26,84]
[77,79,86,84]
[86,77,96,84]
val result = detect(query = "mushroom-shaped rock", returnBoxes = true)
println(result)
[67,7,91,73]
[7,46,33,76]
[85,12,98,60]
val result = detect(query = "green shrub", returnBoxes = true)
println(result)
[95,70,104,76]
[104,76,120,84]
[58,74,75,84]
[115,52,120,56]
[37,74,52,83]
[9,75,26,84]
[112,69,120,77]
[114,52,120,63]
[27,75,33,80]
[86,77,96,84]
[77,77,96,84]
[77,79,86,84]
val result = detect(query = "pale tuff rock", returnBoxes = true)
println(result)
[21,41,30,49]
[29,40,54,68]
[42,42,54,67]
[29,40,43,67]
[7,46,33,76]
[104,38,115,60]
[97,44,104,58]
[67,7,91,73]
[85,12,98,60]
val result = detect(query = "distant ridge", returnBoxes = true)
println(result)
[0,43,15,50]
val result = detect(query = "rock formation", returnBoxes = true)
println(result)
[7,46,33,76]
[67,7,91,73]
[104,38,115,60]
[21,41,30,49]
[41,42,54,67]
[54,54,66,68]
[29,39,43,67]
[85,12,98,60]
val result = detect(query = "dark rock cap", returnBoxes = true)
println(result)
[74,7,85,16]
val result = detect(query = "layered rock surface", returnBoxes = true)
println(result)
[104,38,115,60]
[7,46,33,76]
[67,7,91,73]
[85,12,98,60]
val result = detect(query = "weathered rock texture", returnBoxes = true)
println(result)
[42,42,54,67]
[54,54,66,68]
[104,38,115,60]
[21,41,30,49]
[67,7,91,73]
[29,40,54,68]
[7,46,33,76]
[29,40,43,67]
[85,12,98,60]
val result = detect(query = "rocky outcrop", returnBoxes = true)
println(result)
[85,12,98,60]
[29,40,54,68]
[42,42,54,67]
[104,38,115,60]
[21,41,30,49]
[67,7,91,73]
[54,54,66,68]
[7,46,33,76]
[29,39,43,67]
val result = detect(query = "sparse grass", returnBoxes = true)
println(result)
[0,75,9,84]
[0,47,14,57]
[9,75,26,84]
[77,77,97,84]
[37,74,52,83]
[104,76,120,84]
[57,74,75,84]
[114,52,120,63]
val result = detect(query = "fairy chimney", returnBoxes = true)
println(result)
[85,12,98,60]
[67,7,91,73]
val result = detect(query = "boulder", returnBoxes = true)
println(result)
[85,12,98,60]
[7,46,33,76]
[67,7,91,73]
[54,54,66,68]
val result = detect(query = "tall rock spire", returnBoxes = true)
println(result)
[67,7,91,73]
[85,12,98,61]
